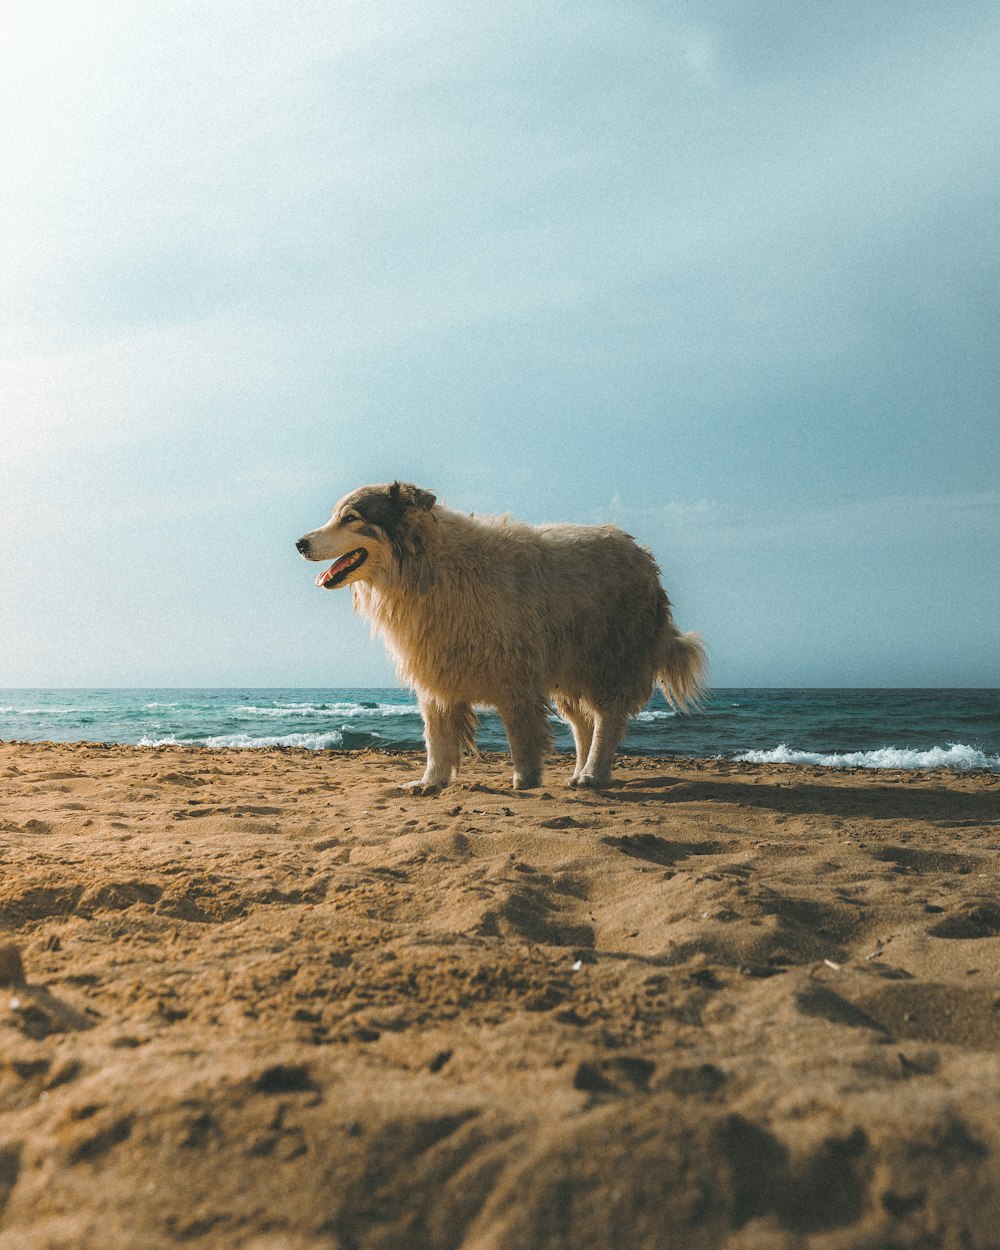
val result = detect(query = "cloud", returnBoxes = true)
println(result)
[610,489,1000,550]
[1,1,997,685]
[4,1,997,375]
[0,315,301,469]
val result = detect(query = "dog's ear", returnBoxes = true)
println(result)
[389,481,436,513]
[384,482,437,591]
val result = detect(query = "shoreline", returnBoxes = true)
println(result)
[2,741,999,1247]
[6,736,1000,777]
[4,687,998,773]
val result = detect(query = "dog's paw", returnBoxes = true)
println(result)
[567,773,604,791]
[512,771,542,791]
[399,780,444,797]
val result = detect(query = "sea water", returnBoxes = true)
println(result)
[1,688,998,772]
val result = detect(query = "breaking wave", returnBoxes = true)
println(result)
[138,730,346,750]
[235,702,419,719]
[734,743,1000,772]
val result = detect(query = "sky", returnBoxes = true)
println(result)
[1,0,998,689]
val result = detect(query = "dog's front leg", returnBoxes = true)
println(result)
[401,699,473,795]
[498,696,551,791]
[555,699,594,785]
[570,708,628,789]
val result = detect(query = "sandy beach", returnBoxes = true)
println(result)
[1,740,999,1248]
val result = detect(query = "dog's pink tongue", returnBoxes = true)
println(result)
[316,554,353,588]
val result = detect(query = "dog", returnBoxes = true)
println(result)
[296,482,706,793]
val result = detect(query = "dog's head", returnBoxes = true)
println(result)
[296,481,437,590]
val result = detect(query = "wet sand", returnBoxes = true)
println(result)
[1,740,999,1249]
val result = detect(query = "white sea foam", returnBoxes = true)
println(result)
[234,702,419,719]
[734,742,1000,772]
[138,730,346,749]
[544,708,676,724]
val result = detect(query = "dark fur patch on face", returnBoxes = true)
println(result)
[341,482,436,565]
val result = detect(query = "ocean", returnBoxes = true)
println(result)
[1,688,998,772]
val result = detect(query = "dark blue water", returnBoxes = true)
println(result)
[1,688,998,771]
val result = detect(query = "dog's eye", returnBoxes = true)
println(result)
[341,513,360,525]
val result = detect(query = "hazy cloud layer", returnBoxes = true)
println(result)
[2,2,997,684]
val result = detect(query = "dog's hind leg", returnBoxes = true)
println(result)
[498,696,551,791]
[403,699,476,795]
[555,699,594,786]
[570,708,628,790]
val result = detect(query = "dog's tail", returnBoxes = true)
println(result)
[656,625,708,714]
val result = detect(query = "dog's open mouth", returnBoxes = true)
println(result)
[315,548,368,589]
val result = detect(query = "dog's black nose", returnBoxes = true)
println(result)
[295,537,310,555]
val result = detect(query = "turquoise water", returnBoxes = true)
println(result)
[1,688,998,771]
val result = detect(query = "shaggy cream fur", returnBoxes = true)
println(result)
[297,482,706,792]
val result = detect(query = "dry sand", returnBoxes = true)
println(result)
[1,740,999,1249]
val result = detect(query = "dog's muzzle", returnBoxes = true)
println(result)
[315,548,368,589]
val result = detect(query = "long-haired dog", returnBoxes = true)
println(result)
[297,482,706,793]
